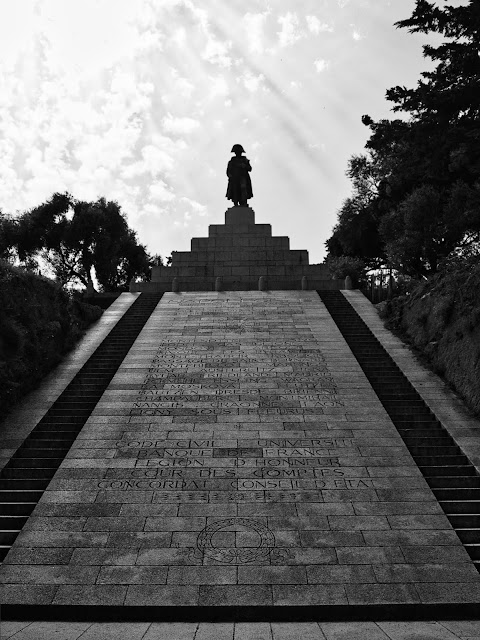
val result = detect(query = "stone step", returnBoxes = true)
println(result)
[20,439,72,450]
[1,468,56,479]
[23,431,76,441]
[34,416,90,424]
[448,514,480,528]
[373,393,420,400]
[457,530,480,544]
[403,436,456,446]
[394,418,441,427]
[366,372,406,380]
[0,480,50,491]
[0,503,36,516]
[35,422,84,431]
[465,544,480,560]
[0,516,29,529]
[0,531,20,545]
[6,458,64,469]
[47,402,99,411]
[13,448,71,458]
[434,488,480,501]
[171,249,310,265]
[208,222,272,236]
[381,402,430,411]
[408,445,462,456]
[190,236,291,250]
[0,491,44,502]
[427,477,480,489]
[399,430,450,439]
[420,465,478,477]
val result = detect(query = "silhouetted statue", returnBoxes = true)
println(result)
[226,144,253,207]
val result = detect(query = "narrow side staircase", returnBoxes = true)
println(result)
[0,293,163,562]
[318,290,480,572]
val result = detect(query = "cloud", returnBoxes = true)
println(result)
[0,0,406,268]
[149,180,175,202]
[186,3,233,68]
[162,114,200,135]
[141,145,175,175]
[314,59,330,73]
[0,138,24,209]
[306,16,334,34]
[277,12,302,48]
[242,70,265,93]
[208,75,229,100]
[202,36,233,68]
[37,0,163,78]
[171,70,195,98]
[170,26,187,47]
[243,11,270,53]
[180,196,207,217]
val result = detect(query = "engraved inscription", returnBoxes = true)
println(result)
[195,518,276,565]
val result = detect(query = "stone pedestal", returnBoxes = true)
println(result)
[132,208,343,292]
[225,206,255,225]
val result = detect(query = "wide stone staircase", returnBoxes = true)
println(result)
[1,289,480,622]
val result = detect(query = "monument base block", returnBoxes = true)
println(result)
[132,209,343,292]
[225,206,255,225]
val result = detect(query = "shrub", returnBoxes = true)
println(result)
[0,261,102,418]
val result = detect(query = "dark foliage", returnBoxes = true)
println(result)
[0,261,102,417]
[325,0,480,278]
[380,252,480,415]
[0,193,153,291]
[324,255,367,287]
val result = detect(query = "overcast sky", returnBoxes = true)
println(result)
[0,0,459,264]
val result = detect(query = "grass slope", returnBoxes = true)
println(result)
[381,261,480,416]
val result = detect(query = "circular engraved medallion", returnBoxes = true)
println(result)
[196,517,275,564]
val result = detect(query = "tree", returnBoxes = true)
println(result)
[63,198,151,290]
[387,0,480,125]
[324,255,367,287]
[325,196,384,267]
[5,194,152,291]
[0,212,19,262]
[325,0,480,277]
[325,155,386,268]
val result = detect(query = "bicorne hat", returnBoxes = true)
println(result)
[231,144,245,154]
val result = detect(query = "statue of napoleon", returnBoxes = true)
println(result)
[226,144,253,207]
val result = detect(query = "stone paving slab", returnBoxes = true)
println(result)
[1,291,480,616]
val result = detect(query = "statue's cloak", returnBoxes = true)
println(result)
[226,156,253,202]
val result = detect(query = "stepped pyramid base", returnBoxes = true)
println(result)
[132,207,343,292]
